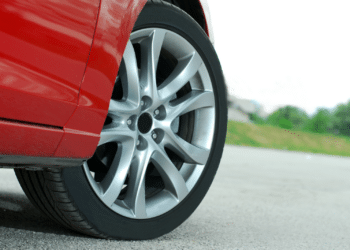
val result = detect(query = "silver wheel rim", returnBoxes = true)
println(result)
[83,28,216,219]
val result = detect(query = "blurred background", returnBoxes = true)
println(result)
[1,2,350,248]
[209,0,350,156]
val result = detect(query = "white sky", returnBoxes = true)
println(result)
[208,0,350,116]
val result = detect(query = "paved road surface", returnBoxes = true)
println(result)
[1,145,350,249]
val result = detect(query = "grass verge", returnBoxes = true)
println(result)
[226,120,350,157]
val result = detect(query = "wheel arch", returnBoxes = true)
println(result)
[53,0,148,159]
[161,0,215,44]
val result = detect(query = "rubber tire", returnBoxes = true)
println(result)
[15,1,227,240]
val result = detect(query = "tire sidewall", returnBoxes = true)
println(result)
[62,3,227,240]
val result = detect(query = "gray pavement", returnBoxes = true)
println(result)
[1,145,350,249]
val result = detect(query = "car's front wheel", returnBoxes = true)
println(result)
[15,1,227,240]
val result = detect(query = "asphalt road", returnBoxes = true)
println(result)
[1,145,350,249]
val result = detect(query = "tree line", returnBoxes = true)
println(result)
[249,100,350,137]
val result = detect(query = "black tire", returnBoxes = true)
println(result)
[15,1,227,240]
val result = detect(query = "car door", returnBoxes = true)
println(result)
[0,0,100,127]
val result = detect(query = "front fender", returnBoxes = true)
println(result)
[54,0,147,159]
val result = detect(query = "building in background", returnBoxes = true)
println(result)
[227,94,269,123]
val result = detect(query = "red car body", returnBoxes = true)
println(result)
[0,0,212,167]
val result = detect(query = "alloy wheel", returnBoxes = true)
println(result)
[83,28,216,219]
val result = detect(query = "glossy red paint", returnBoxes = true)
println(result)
[54,0,147,159]
[0,119,63,157]
[0,0,100,127]
[0,0,155,162]
[54,129,100,159]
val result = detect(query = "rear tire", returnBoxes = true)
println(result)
[15,1,227,240]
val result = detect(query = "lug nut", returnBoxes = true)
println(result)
[141,100,145,106]
[152,133,157,140]
[137,140,140,146]
[127,119,132,125]
[154,109,160,116]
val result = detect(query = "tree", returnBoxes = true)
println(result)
[332,100,350,137]
[278,118,293,129]
[304,108,334,134]
[267,105,309,130]
[249,113,267,125]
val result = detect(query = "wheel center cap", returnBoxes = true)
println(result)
[138,113,153,134]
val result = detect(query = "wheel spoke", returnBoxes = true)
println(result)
[158,52,202,101]
[99,140,135,206]
[108,99,139,115]
[167,90,215,121]
[152,149,188,201]
[120,40,140,106]
[163,131,210,165]
[139,29,166,98]
[124,149,152,218]
[98,124,135,146]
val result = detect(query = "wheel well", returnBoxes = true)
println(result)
[161,0,208,35]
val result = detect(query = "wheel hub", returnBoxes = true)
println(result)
[138,113,153,134]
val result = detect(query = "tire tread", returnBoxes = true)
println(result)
[15,168,109,239]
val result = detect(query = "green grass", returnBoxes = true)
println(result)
[225,120,350,157]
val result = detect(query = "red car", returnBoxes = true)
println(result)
[0,0,227,240]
